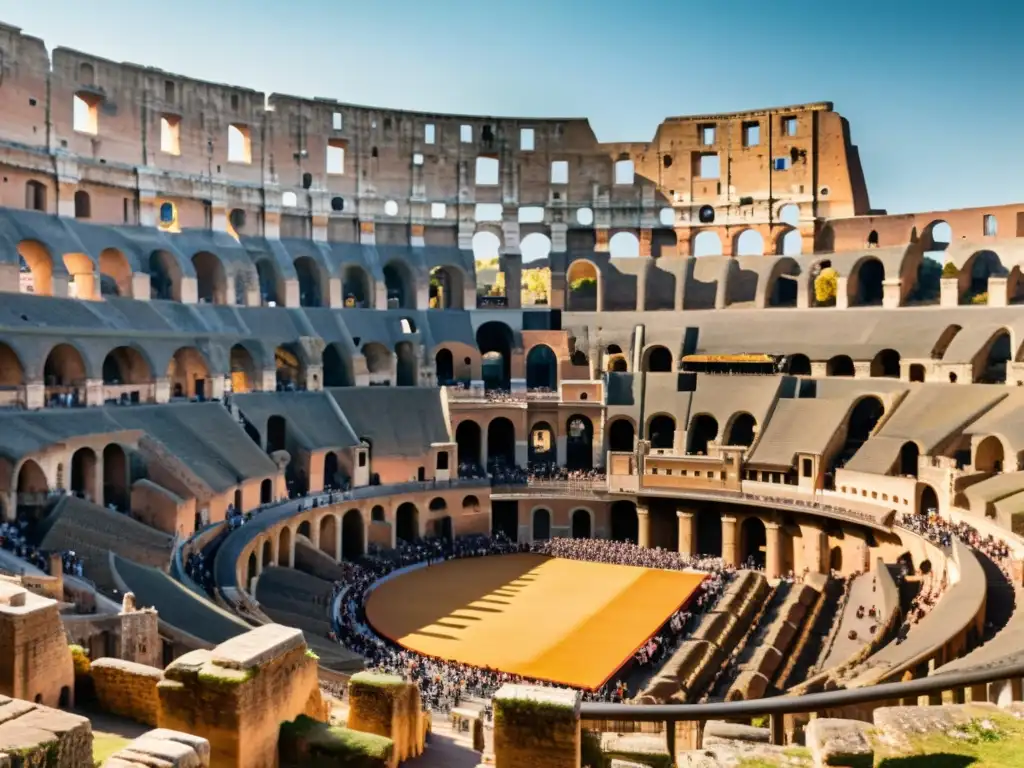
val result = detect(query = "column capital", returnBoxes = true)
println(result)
[765,520,781,531]
[676,509,694,519]
[636,506,650,516]
[720,514,738,524]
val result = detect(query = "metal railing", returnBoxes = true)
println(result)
[580,659,1024,760]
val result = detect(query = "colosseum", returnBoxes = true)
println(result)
[0,16,1023,768]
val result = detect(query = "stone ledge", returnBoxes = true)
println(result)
[209,623,304,671]
[91,658,163,678]
[102,727,211,767]
[493,684,581,716]
[0,698,91,768]
[805,718,873,767]
[702,720,771,745]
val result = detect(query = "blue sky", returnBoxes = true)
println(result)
[4,0,1021,258]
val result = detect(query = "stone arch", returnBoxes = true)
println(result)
[254,258,283,306]
[899,441,920,477]
[687,414,719,454]
[71,446,98,501]
[429,265,465,309]
[726,412,757,447]
[319,514,338,559]
[607,418,636,453]
[61,253,97,301]
[342,508,365,558]
[785,354,811,376]
[229,344,258,393]
[102,345,152,386]
[741,516,767,568]
[192,251,228,305]
[851,257,885,306]
[528,421,555,464]
[532,507,551,541]
[396,502,419,543]
[566,259,600,311]
[383,260,415,309]
[487,417,516,467]
[960,249,1003,304]
[976,329,1012,384]
[260,479,272,504]
[931,325,962,360]
[456,420,482,466]
[909,363,925,382]
[826,355,855,377]
[566,414,594,471]
[610,500,638,543]
[871,349,901,378]
[294,255,327,308]
[921,220,952,252]
[275,345,306,390]
[735,229,765,256]
[323,451,339,489]
[846,396,885,446]
[102,443,129,511]
[609,231,640,258]
[15,459,48,519]
[342,264,373,307]
[765,258,799,307]
[99,247,133,297]
[643,345,674,373]
[692,231,723,257]
[267,415,287,454]
[435,348,455,385]
[476,321,514,391]
[918,484,939,516]
[571,508,593,539]
[43,343,88,387]
[525,344,557,390]
[371,505,385,523]
[17,240,56,296]
[975,435,1005,473]
[647,414,676,450]
[167,346,210,399]
[261,539,272,568]
[323,343,354,387]
[778,228,803,256]
[278,527,292,566]
[362,342,392,376]
[395,341,417,386]
[149,250,182,301]
[0,342,25,386]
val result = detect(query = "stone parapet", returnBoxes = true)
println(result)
[0,581,75,708]
[346,672,425,763]
[492,684,581,768]
[0,695,92,767]
[91,657,162,727]
[279,714,394,768]
[102,728,211,767]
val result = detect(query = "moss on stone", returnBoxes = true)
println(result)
[305,648,320,661]
[350,672,405,689]
[280,715,393,767]
[197,665,256,687]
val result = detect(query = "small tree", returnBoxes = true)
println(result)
[814,267,838,304]
[941,261,959,278]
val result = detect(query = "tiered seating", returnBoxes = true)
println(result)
[775,575,845,690]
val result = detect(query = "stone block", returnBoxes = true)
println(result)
[0,583,75,708]
[346,672,424,763]
[873,703,998,752]
[805,718,873,767]
[92,657,162,726]
[492,684,580,768]
[600,732,673,768]
[279,714,394,768]
[103,727,211,767]
[0,699,92,768]
[702,720,771,745]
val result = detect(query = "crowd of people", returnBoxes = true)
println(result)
[458,460,608,487]
[329,533,734,712]
[0,519,83,576]
[899,512,1012,571]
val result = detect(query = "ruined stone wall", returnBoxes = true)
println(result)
[0,694,92,767]
[346,673,427,763]
[0,582,75,708]
[120,602,161,669]
[130,478,196,537]
[91,657,162,726]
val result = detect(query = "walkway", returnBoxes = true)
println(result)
[819,571,887,670]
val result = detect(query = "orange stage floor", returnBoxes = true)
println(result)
[364,553,706,690]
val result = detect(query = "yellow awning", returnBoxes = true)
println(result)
[682,353,776,364]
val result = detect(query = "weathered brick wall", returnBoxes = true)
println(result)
[346,673,426,763]
[91,658,162,726]
[130,478,195,537]
[493,685,581,768]
[0,584,75,708]
[0,695,92,768]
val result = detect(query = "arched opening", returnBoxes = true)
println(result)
[735,229,764,256]
[687,414,719,455]
[192,251,227,305]
[835,396,885,471]
[99,248,133,297]
[383,261,414,309]
[229,344,258,394]
[647,414,676,450]
[102,346,151,390]
[255,259,281,306]
[396,502,419,543]
[607,419,635,453]
[695,510,722,556]
[566,260,599,311]
[149,250,181,301]
[455,421,482,467]
[741,516,767,568]
[362,342,391,378]
[532,508,551,541]
[324,452,339,489]
[71,447,97,501]
[62,253,97,301]
[25,180,47,212]
[395,341,417,386]
[978,330,1011,384]
[476,321,514,391]
[59,686,71,708]
[278,527,292,566]
[15,459,48,521]
[786,354,811,376]
[261,540,273,568]
[275,345,304,391]
[487,417,516,469]
[867,230,879,247]
[609,231,640,258]
[693,231,723,257]
[43,344,86,391]
[294,255,325,308]
[526,345,557,390]
[826,355,855,377]
[323,343,354,387]
[871,349,901,378]
[528,422,555,465]
[566,415,594,471]
[767,261,800,307]
[370,505,385,523]
[429,266,465,309]
[899,442,920,477]
[644,346,673,373]
[909,363,925,382]
[267,415,287,454]
[247,553,257,585]
[727,413,756,447]
[975,435,1005,473]
[319,515,338,559]
[260,479,272,504]
[571,509,592,539]
[17,240,54,296]
[854,258,885,306]
[435,348,455,385]
[0,342,25,387]
[102,443,128,511]
[167,347,210,399]
[918,485,939,516]
[829,546,843,572]
[610,500,638,543]
[342,265,372,308]
[300,520,313,539]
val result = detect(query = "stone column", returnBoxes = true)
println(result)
[801,522,826,574]
[765,521,782,579]
[677,510,695,557]
[493,684,580,768]
[721,515,739,568]
[84,379,105,407]
[335,514,343,563]
[637,506,650,548]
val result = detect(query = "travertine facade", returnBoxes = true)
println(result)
[0,581,75,708]
[90,658,162,727]
[345,672,426,764]
[119,592,161,669]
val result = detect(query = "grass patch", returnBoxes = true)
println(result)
[876,714,1024,767]
[93,731,132,766]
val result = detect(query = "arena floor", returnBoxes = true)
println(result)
[364,553,706,690]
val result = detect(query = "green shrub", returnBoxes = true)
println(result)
[942,261,959,278]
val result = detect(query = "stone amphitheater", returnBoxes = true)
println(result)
[0,16,1024,768]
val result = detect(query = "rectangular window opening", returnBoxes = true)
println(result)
[742,121,760,147]
[781,116,797,136]
[774,157,790,171]
[73,93,99,135]
[425,123,436,144]
[475,203,504,222]
[518,206,545,224]
[475,156,499,186]
[431,202,447,219]
[520,128,535,151]
[699,124,716,146]
[413,152,425,166]
[550,160,569,185]
[460,124,472,143]
[227,124,252,164]
[160,115,180,156]
[327,140,346,175]
[983,214,998,237]
[614,159,635,185]
[697,153,720,179]
[332,112,343,131]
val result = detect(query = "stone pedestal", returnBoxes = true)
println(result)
[940,277,960,307]
[492,684,580,768]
